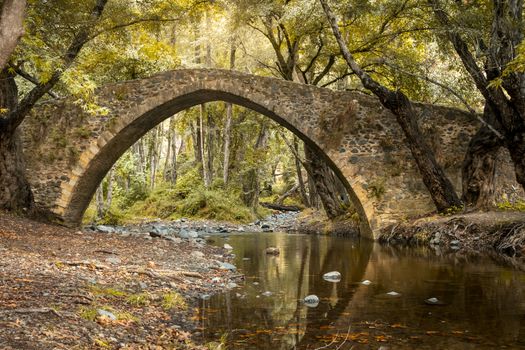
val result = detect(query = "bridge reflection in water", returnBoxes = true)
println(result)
[196,233,525,349]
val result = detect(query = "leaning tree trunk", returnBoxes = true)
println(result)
[462,106,503,208]
[0,69,33,212]
[304,145,347,219]
[320,0,462,212]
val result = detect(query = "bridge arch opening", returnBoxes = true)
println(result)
[64,89,372,238]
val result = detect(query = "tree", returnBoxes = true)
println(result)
[238,0,351,217]
[428,0,525,200]
[320,0,463,212]
[0,0,110,212]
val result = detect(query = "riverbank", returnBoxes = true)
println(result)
[379,211,525,258]
[0,212,239,349]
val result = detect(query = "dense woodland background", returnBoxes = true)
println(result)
[1,0,525,225]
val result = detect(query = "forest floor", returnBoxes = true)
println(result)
[379,211,525,261]
[0,212,240,350]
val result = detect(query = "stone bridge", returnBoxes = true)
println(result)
[21,69,518,238]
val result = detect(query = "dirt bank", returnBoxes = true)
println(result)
[0,213,239,349]
[379,211,525,258]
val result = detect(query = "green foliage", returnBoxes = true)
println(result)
[126,293,151,307]
[79,306,99,321]
[177,188,254,223]
[496,199,525,212]
[441,205,464,216]
[367,178,386,200]
[89,285,127,298]
[161,291,187,310]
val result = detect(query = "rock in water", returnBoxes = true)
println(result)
[265,247,280,255]
[178,229,199,239]
[262,291,272,297]
[304,295,320,307]
[219,262,237,271]
[223,243,234,250]
[361,280,372,285]
[386,291,401,296]
[425,297,445,305]
[322,271,341,282]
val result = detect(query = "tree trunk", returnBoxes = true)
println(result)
[0,69,33,212]
[293,137,310,207]
[0,132,33,212]
[241,125,267,211]
[96,184,104,219]
[305,145,346,219]
[0,0,26,70]
[200,104,211,188]
[223,40,236,185]
[320,0,462,212]
[223,103,233,185]
[205,108,214,186]
[462,106,503,209]
[105,167,114,211]
[163,122,172,182]
[507,131,525,191]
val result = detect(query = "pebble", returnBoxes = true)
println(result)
[223,243,233,250]
[265,247,280,255]
[97,309,117,321]
[304,295,320,307]
[262,291,272,297]
[386,291,401,296]
[191,251,205,259]
[361,280,372,285]
[105,257,121,265]
[323,271,341,282]
[219,262,237,271]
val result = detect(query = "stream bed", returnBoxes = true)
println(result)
[196,232,525,349]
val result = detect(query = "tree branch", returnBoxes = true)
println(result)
[3,0,109,135]
[383,60,504,139]
[11,65,58,98]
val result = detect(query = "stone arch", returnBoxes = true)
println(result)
[59,88,373,238]
[37,71,371,237]
[25,69,491,239]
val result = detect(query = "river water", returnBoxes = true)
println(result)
[196,232,525,349]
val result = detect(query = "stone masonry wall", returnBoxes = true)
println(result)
[21,69,523,237]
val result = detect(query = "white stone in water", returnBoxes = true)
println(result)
[262,291,272,297]
[361,280,372,285]
[265,247,280,255]
[218,262,237,271]
[223,243,233,250]
[426,297,439,304]
[226,282,238,289]
[322,271,341,282]
[304,295,320,307]
[387,291,401,296]
[253,282,259,285]
[201,294,211,300]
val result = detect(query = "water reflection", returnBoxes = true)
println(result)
[197,233,525,349]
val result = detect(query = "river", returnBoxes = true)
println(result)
[195,232,525,349]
